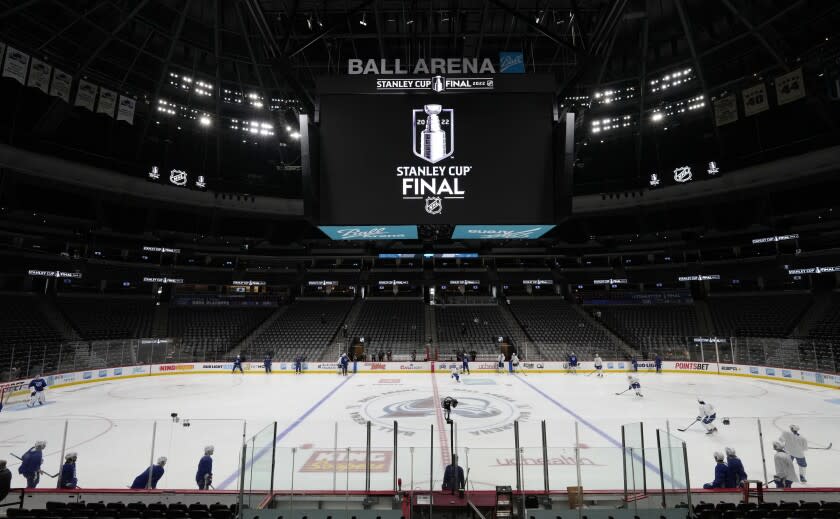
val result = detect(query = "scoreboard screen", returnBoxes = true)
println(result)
[311,75,562,226]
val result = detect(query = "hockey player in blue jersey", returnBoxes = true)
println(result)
[131,457,166,489]
[58,452,78,489]
[703,452,730,488]
[196,446,213,490]
[654,354,662,373]
[631,356,639,372]
[461,355,470,375]
[232,355,243,374]
[725,447,747,488]
[28,375,47,407]
[263,356,272,374]
[340,353,349,376]
[294,356,303,374]
[568,353,578,374]
[18,440,46,488]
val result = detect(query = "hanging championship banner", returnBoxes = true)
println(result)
[741,83,768,116]
[713,94,738,126]
[775,68,805,105]
[49,68,71,102]
[97,87,117,117]
[116,95,136,124]
[75,79,98,111]
[2,46,29,84]
[27,58,52,94]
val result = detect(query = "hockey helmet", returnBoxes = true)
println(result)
[790,424,800,433]
[697,398,705,404]
[65,452,77,461]
[724,447,736,457]
[205,445,215,455]
[34,440,47,449]
[713,452,724,462]
[157,456,168,465]
[772,441,784,451]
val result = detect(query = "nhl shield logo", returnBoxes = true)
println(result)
[169,169,188,186]
[412,104,454,164]
[425,197,443,215]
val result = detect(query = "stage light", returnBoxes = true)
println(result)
[360,13,367,26]
[651,112,663,122]
[290,131,301,139]
[199,116,211,126]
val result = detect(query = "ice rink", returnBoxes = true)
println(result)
[2,370,838,492]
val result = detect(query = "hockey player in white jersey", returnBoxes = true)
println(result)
[497,354,505,374]
[450,365,461,383]
[697,398,717,434]
[510,353,520,374]
[593,354,604,377]
[626,375,643,397]
[779,424,808,482]
[772,441,796,488]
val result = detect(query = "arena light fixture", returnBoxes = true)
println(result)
[199,115,211,127]
[651,112,664,122]
[360,13,367,26]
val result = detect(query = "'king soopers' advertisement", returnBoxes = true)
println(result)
[318,92,555,224]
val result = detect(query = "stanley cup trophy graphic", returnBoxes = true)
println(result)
[421,104,447,163]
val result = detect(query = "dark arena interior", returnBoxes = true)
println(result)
[1,0,840,518]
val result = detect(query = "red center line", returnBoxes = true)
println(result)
[430,369,451,471]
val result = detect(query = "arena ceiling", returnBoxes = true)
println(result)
[0,0,838,198]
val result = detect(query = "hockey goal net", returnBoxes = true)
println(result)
[0,381,33,408]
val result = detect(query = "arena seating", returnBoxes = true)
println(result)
[7,501,238,519]
[808,293,840,340]
[167,307,274,359]
[349,300,425,356]
[435,305,514,354]
[592,304,700,357]
[708,294,812,337]
[244,300,352,360]
[0,293,64,377]
[507,299,620,359]
[692,499,840,519]
[56,295,155,340]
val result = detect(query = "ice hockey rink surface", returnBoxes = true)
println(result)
[2,371,838,492]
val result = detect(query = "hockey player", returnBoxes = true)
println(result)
[294,355,303,374]
[18,440,46,488]
[340,353,349,376]
[594,354,604,377]
[263,355,272,374]
[627,375,643,397]
[772,441,796,488]
[196,445,213,490]
[232,355,244,374]
[27,374,47,407]
[497,353,505,374]
[654,354,662,374]
[450,365,460,383]
[779,424,808,483]
[631,356,639,372]
[568,352,578,374]
[131,457,167,489]
[697,398,717,434]
[511,352,521,374]
[725,447,747,489]
[461,354,470,375]
[702,452,730,488]
[58,452,78,489]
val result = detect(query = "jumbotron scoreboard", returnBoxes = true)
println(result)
[301,58,572,231]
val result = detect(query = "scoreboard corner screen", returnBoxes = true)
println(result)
[303,73,571,232]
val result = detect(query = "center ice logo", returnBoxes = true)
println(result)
[351,388,531,436]
[380,396,502,419]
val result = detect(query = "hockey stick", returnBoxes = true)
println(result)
[811,442,833,450]
[586,369,598,377]
[9,453,58,478]
[614,388,630,396]
[677,420,699,432]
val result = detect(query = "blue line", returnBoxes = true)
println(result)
[218,374,355,489]
[514,375,679,488]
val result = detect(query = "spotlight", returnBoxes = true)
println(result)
[199,115,211,126]
[651,112,663,122]
[290,131,301,139]
[360,13,367,26]
[307,15,312,29]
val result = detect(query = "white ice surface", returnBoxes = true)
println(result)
[2,371,838,492]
